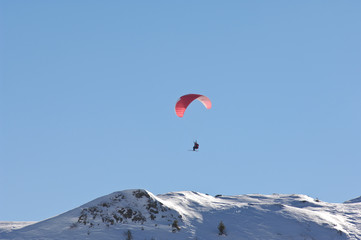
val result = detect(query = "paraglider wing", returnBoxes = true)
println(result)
[175,94,212,117]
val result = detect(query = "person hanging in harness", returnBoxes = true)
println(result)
[193,141,199,151]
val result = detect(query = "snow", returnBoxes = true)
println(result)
[345,196,361,204]
[0,222,36,233]
[1,189,360,240]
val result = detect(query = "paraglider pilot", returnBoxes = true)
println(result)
[193,141,199,151]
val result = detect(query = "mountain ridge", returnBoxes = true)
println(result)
[1,189,361,240]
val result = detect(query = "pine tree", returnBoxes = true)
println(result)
[124,230,133,240]
[218,221,226,235]
[172,220,181,232]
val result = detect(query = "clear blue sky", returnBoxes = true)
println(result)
[1,1,360,221]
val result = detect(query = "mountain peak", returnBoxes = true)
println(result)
[76,189,182,228]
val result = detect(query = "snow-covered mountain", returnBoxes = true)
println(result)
[1,189,361,240]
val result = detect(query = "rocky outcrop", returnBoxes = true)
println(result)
[74,189,182,228]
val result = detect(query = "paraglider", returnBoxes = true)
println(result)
[193,141,199,151]
[175,94,212,151]
[175,94,212,118]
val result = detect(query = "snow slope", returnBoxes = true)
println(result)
[0,222,36,233]
[1,189,360,240]
[345,196,361,204]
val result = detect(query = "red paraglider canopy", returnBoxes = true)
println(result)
[175,94,212,117]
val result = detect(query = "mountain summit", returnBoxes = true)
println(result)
[1,189,360,240]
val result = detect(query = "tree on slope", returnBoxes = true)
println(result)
[172,220,181,232]
[218,221,226,236]
[124,230,133,240]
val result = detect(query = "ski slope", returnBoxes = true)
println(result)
[1,189,360,240]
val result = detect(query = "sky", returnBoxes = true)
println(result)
[1,1,361,221]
